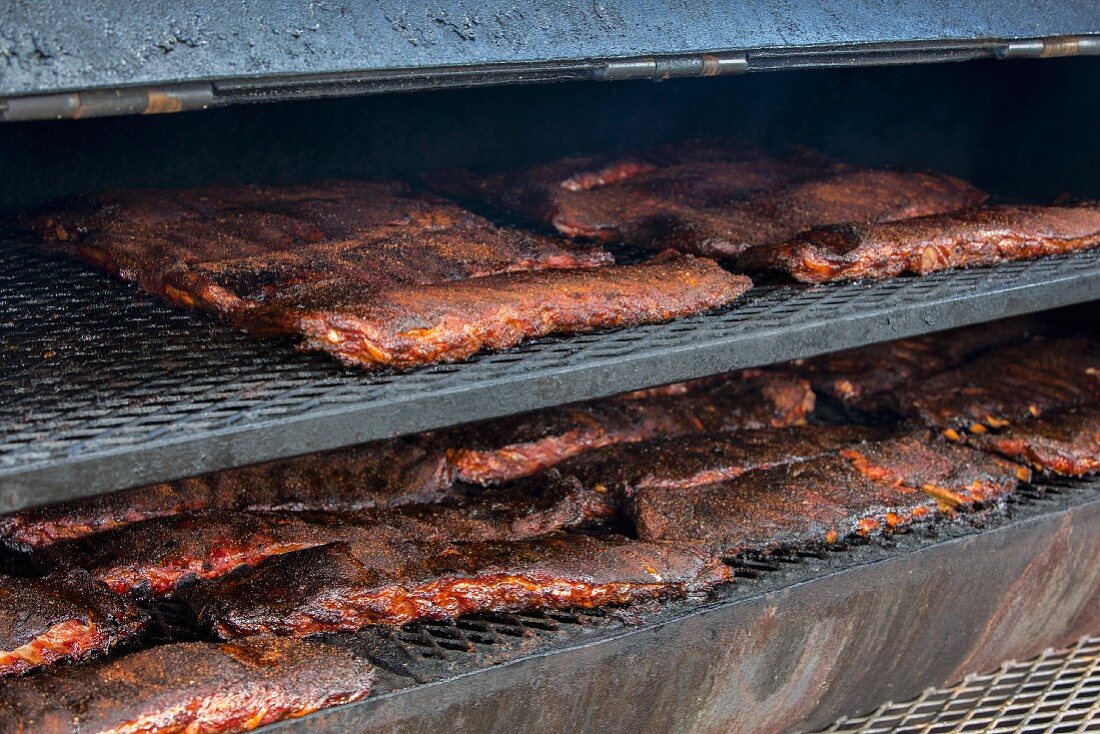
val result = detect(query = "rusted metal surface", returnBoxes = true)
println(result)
[817,635,1100,733]
[260,488,1100,734]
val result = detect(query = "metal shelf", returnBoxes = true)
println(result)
[1,240,1099,510]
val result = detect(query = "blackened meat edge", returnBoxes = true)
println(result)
[0,570,149,676]
[740,204,1100,282]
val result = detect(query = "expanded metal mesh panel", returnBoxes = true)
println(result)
[2,238,1100,509]
[817,636,1100,734]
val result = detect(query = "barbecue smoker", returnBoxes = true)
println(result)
[1,3,1099,733]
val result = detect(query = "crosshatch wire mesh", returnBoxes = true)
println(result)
[2,238,1100,508]
[815,636,1100,734]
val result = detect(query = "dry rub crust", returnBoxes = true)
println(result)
[28,180,750,370]
[256,253,751,369]
[183,534,730,638]
[0,637,375,734]
[444,370,814,485]
[740,204,1100,282]
[0,570,149,676]
[840,433,1029,509]
[625,430,1022,549]
[960,403,1100,476]
[890,338,1100,434]
[0,436,453,551]
[430,141,986,258]
[629,454,940,551]
[27,180,610,312]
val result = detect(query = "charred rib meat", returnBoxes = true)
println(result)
[28,181,750,369]
[789,318,1039,408]
[962,402,1100,476]
[840,433,1030,509]
[0,570,148,676]
[629,455,939,551]
[0,437,453,551]
[432,142,984,257]
[184,534,730,638]
[891,338,1100,434]
[258,252,750,369]
[739,204,1100,282]
[527,425,893,500]
[0,637,374,734]
[446,371,815,484]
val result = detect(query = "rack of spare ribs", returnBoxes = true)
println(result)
[1,137,1099,734]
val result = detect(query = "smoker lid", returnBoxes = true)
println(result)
[1,0,1098,120]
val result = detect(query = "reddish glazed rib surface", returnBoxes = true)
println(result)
[741,204,1100,282]
[0,570,148,676]
[185,535,730,638]
[0,638,374,734]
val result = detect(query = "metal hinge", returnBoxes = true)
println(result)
[998,35,1100,59]
[0,83,214,122]
[593,52,748,82]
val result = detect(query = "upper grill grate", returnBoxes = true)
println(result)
[2,237,1100,509]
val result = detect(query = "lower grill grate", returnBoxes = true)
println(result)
[815,636,1100,734]
[0,478,1095,733]
[2,237,1099,510]
[253,479,1100,733]
[266,480,1097,696]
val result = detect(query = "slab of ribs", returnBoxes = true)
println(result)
[431,140,988,258]
[435,140,1100,278]
[0,570,148,676]
[0,637,375,734]
[25,180,750,370]
[739,204,1100,281]
[182,534,730,639]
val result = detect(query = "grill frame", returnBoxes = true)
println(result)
[2,240,1100,511]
